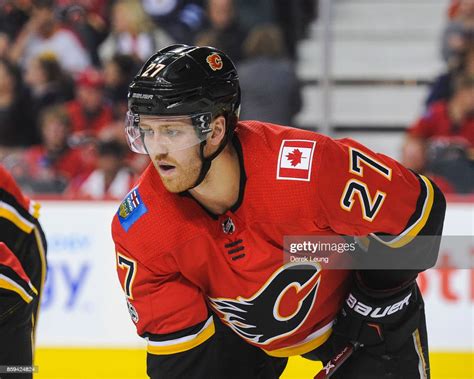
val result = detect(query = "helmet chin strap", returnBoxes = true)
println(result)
[187,135,229,190]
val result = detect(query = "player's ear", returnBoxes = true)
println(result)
[208,115,226,146]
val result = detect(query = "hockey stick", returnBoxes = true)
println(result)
[313,342,361,379]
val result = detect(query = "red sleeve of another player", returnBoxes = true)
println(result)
[0,165,30,211]
[0,242,37,303]
[315,138,435,240]
[114,243,214,355]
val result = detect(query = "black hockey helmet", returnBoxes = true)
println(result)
[126,44,240,148]
[126,44,241,189]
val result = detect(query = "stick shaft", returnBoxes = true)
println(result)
[314,342,360,379]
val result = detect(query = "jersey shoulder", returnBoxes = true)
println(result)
[236,120,334,180]
[237,120,329,152]
[0,165,31,212]
[111,164,205,265]
[236,120,331,175]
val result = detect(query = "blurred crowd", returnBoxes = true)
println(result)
[0,0,312,198]
[1,0,472,199]
[402,0,474,194]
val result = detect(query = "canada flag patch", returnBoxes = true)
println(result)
[277,140,316,181]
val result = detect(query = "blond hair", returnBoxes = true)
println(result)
[113,0,155,35]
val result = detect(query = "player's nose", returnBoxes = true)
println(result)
[148,136,169,155]
[154,152,170,162]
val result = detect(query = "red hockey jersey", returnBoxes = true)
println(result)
[0,165,33,215]
[111,121,435,357]
[0,165,47,337]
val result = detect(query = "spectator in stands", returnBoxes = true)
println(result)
[0,0,31,44]
[66,68,113,138]
[99,0,174,64]
[96,54,140,143]
[103,54,139,112]
[141,0,206,44]
[24,52,75,116]
[196,0,247,63]
[273,0,317,59]
[441,0,474,64]
[410,75,474,146]
[71,139,135,199]
[234,0,275,31]
[0,58,37,159]
[448,0,462,19]
[238,24,301,126]
[55,0,109,22]
[0,32,10,60]
[9,0,91,74]
[59,3,108,67]
[403,75,474,193]
[426,45,474,107]
[20,105,95,194]
[425,137,474,194]
[194,29,219,47]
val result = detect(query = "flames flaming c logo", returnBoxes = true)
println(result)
[209,263,322,345]
[206,53,223,71]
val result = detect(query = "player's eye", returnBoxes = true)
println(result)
[140,128,154,137]
[164,128,180,137]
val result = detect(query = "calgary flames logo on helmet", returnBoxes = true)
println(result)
[209,263,322,346]
[206,53,223,71]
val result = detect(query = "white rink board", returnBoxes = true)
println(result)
[36,201,144,348]
[36,200,473,351]
[420,202,473,351]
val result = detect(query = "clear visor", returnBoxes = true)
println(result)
[125,111,212,154]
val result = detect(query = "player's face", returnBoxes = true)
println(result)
[151,144,203,193]
[141,116,204,192]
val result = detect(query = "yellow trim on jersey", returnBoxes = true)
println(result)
[0,202,34,233]
[147,318,215,355]
[31,315,35,361]
[32,226,47,346]
[0,275,34,303]
[30,200,41,219]
[413,329,428,378]
[29,281,38,296]
[371,175,435,249]
[34,227,47,296]
[264,326,333,358]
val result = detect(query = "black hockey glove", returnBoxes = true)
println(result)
[331,272,423,356]
[304,272,430,379]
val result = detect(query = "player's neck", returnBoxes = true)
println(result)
[189,143,240,215]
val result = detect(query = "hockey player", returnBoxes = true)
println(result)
[0,165,47,378]
[111,45,446,378]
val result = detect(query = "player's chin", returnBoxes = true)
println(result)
[159,176,189,193]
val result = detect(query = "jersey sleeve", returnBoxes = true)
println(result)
[114,241,214,353]
[314,137,445,248]
[0,242,37,305]
[0,165,33,214]
[113,237,219,378]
